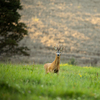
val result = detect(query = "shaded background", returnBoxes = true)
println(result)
[3,0,100,66]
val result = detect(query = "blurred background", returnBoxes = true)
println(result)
[0,0,100,66]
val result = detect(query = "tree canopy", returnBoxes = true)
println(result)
[0,0,29,56]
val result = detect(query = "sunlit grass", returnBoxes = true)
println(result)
[0,63,100,100]
[32,16,39,22]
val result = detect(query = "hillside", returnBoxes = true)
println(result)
[2,0,100,66]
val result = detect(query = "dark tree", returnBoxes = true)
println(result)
[0,0,29,56]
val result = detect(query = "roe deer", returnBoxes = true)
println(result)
[44,46,62,74]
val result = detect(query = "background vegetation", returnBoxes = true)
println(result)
[0,63,100,100]
[0,0,29,56]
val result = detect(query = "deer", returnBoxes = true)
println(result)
[44,46,62,74]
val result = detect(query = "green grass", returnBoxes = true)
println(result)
[0,63,100,100]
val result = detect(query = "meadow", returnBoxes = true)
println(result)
[0,63,100,100]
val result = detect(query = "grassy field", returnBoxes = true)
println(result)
[0,63,100,100]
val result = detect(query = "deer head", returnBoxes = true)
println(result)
[55,46,63,57]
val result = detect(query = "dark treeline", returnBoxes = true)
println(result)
[0,0,29,56]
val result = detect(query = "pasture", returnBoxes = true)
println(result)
[0,63,100,100]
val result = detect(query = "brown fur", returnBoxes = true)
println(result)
[44,54,60,74]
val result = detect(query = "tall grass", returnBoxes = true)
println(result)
[0,63,100,100]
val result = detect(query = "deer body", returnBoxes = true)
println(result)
[44,47,61,74]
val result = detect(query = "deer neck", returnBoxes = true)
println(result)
[54,55,60,66]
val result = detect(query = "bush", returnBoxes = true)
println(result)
[68,58,77,65]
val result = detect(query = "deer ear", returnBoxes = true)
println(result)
[54,46,57,50]
[59,44,64,51]
[60,47,63,51]
[55,44,59,50]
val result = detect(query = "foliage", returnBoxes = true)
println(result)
[68,58,77,65]
[0,63,100,100]
[0,0,29,56]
